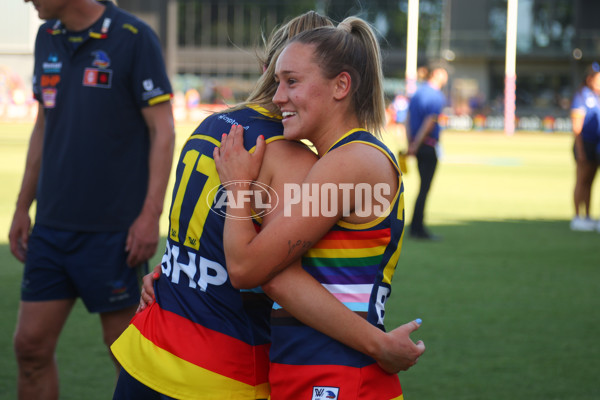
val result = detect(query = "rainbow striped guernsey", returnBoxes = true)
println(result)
[269,129,406,400]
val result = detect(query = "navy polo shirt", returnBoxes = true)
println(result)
[32,0,172,231]
[408,83,446,143]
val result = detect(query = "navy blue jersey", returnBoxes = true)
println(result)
[32,0,172,231]
[112,105,284,399]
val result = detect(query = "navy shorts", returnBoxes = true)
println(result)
[22,225,147,313]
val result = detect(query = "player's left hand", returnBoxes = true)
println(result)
[137,265,161,313]
[376,319,425,373]
[214,124,266,184]
[126,208,160,267]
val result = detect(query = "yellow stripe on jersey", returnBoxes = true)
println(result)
[336,181,402,230]
[382,191,405,284]
[307,245,388,259]
[192,134,221,148]
[382,231,403,285]
[112,325,270,400]
[247,104,282,119]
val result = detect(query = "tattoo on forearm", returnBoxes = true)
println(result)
[287,239,312,256]
[270,239,312,278]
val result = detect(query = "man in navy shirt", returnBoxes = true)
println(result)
[406,63,448,240]
[9,0,175,398]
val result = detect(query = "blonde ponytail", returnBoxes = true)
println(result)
[237,11,333,113]
[288,17,386,136]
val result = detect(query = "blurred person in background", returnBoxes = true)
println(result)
[406,63,448,240]
[9,0,174,398]
[570,63,600,231]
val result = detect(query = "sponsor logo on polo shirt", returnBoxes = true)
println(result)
[142,78,166,101]
[42,88,57,108]
[43,53,62,73]
[143,79,154,91]
[41,75,60,87]
[83,68,113,88]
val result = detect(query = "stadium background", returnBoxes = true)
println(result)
[3,0,600,131]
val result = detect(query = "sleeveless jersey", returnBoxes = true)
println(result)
[269,129,405,400]
[111,105,283,400]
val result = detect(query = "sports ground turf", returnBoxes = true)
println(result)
[0,121,598,399]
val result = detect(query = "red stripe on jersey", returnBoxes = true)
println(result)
[131,302,270,386]
[269,362,402,400]
[317,228,391,241]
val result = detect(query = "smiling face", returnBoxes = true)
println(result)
[273,42,338,145]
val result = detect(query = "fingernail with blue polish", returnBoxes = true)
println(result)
[415,318,422,325]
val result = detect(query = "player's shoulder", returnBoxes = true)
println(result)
[319,134,396,178]
[264,140,317,168]
[222,106,283,137]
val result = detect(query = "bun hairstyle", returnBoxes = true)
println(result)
[287,17,386,137]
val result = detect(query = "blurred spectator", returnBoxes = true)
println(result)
[570,63,600,231]
[185,87,200,108]
[406,62,448,240]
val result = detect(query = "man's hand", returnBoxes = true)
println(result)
[376,319,426,374]
[126,208,160,267]
[407,142,419,156]
[8,208,31,263]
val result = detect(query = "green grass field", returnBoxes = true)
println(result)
[1,121,599,399]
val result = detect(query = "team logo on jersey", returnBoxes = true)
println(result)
[82,68,112,88]
[209,180,279,220]
[43,53,62,73]
[91,50,111,68]
[311,386,339,400]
